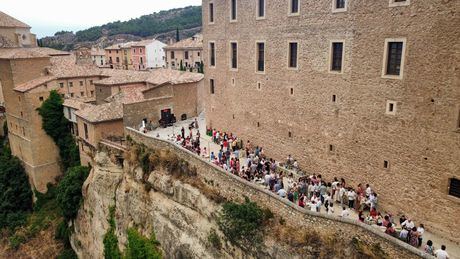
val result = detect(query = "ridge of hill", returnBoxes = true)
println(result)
[40,6,202,50]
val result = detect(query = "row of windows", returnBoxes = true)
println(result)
[59,80,94,88]
[170,51,201,60]
[208,39,406,78]
[208,0,409,23]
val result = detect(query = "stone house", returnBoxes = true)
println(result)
[91,48,106,67]
[164,34,203,71]
[0,11,37,48]
[131,39,167,70]
[202,0,460,242]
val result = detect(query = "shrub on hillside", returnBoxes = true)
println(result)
[56,166,90,221]
[217,198,268,251]
[0,151,33,230]
[125,228,162,259]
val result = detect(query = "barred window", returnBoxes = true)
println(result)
[257,42,265,72]
[231,42,238,69]
[231,0,237,20]
[449,178,460,198]
[289,42,298,68]
[386,42,403,75]
[209,3,214,23]
[331,42,343,71]
[336,0,346,9]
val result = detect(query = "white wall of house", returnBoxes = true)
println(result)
[146,40,167,68]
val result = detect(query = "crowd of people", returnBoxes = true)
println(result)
[165,125,451,259]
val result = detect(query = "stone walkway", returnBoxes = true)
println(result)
[146,114,459,259]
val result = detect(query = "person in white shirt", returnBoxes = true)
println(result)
[365,184,372,197]
[277,188,287,198]
[340,207,349,218]
[399,228,409,241]
[402,219,415,230]
[347,189,356,209]
[417,224,425,247]
[435,245,449,259]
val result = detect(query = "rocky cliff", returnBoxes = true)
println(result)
[71,136,422,259]
[72,151,306,259]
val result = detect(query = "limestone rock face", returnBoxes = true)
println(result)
[71,152,299,259]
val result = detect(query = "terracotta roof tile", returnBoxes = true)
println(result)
[63,98,94,110]
[0,11,30,28]
[95,68,203,86]
[75,101,123,123]
[164,34,202,50]
[14,76,56,93]
[0,47,69,59]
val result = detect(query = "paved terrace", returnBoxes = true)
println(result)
[128,114,459,259]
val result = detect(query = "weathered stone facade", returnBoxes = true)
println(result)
[202,0,460,242]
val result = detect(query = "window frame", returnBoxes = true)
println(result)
[328,40,345,74]
[209,41,216,68]
[381,38,407,80]
[256,0,266,20]
[386,100,397,115]
[209,2,215,24]
[288,0,300,16]
[229,41,238,71]
[287,41,299,70]
[255,41,266,74]
[332,0,347,13]
[389,0,410,8]
[230,0,238,22]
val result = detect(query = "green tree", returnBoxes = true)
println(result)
[56,166,90,221]
[179,60,185,71]
[103,206,122,259]
[217,198,267,250]
[0,149,33,230]
[125,228,162,259]
[38,90,80,170]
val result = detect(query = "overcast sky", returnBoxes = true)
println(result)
[2,0,202,38]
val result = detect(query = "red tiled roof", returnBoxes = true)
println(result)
[0,11,30,28]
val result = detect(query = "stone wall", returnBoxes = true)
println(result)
[202,0,460,242]
[126,127,429,259]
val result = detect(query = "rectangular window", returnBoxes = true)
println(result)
[90,80,93,85]
[171,51,175,59]
[79,81,83,86]
[70,93,74,97]
[90,90,94,97]
[288,42,298,68]
[256,42,265,72]
[185,51,189,59]
[449,178,460,198]
[69,82,73,87]
[59,83,64,88]
[231,0,237,21]
[290,0,299,14]
[231,42,238,69]
[209,42,216,67]
[39,96,44,102]
[209,3,214,23]
[210,79,215,94]
[84,123,88,139]
[81,91,84,96]
[386,42,403,75]
[257,0,265,18]
[389,0,410,7]
[116,57,120,63]
[331,42,343,72]
[336,0,346,9]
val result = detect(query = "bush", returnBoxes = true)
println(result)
[9,233,26,250]
[125,228,162,259]
[207,229,221,250]
[217,198,268,250]
[55,220,71,247]
[57,248,78,259]
[56,166,90,221]
[103,206,122,259]
[38,90,80,170]
[0,151,33,230]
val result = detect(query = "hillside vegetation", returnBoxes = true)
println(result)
[41,6,202,50]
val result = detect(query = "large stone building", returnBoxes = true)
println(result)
[164,34,203,71]
[0,11,37,48]
[202,0,460,242]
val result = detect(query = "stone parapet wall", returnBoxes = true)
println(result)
[126,127,430,259]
